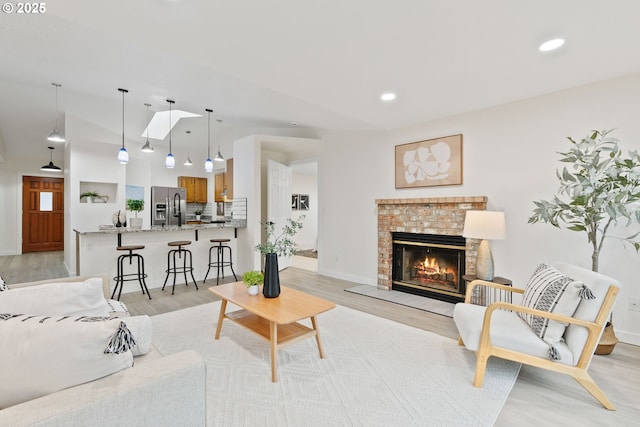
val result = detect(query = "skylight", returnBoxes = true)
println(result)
[141,110,202,140]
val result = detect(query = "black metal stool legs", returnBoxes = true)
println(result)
[112,247,150,301]
[203,241,237,285]
[163,245,198,295]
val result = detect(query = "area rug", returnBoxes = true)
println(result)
[151,302,520,426]
[345,284,455,317]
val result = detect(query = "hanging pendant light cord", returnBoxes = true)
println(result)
[168,99,174,154]
[121,89,126,149]
[146,104,150,140]
[54,83,59,129]
[206,108,212,158]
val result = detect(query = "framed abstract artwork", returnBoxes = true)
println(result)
[395,134,463,188]
[299,194,309,210]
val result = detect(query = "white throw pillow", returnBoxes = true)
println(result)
[0,276,7,292]
[0,313,134,408]
[518,263,591,351]
[0,278,110,317]
[122,315,153,356]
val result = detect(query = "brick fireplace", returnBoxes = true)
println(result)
[376,196,487,301]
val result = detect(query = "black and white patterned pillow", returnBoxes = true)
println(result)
[0,276,8,292]
[518,263,594,360]
[107,299,130,316]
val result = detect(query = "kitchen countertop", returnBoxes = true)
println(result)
[74,220,247,235]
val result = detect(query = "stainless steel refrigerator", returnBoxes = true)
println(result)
[151,186,186,226]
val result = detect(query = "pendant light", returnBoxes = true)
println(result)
[47,83,66,143]
[214,119,224,162]
[40,146,62,172]
[117,88,129,164]
[165,99,175,168]
[141,103,154,153]
[204,108,213,172]
[184,130,193,166]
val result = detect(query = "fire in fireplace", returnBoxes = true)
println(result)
[392,232,466,303]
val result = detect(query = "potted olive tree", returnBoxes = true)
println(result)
[127,199,145,229]
[529,129,640,354]
[255,216,305,298]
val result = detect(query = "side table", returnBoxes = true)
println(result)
[462,274,512,306]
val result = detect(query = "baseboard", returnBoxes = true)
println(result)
[615,329,640,346]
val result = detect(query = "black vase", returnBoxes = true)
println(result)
[263,253,280,298]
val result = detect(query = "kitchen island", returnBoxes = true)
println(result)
[74,220,247,296]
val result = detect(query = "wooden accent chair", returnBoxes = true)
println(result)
[453,262,621,410]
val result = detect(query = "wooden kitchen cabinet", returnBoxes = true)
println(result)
[213,158,233,202]
[178,176,208,203]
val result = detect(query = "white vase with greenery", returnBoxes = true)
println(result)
[255,216,305,298]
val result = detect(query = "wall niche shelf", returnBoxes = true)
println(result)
[79,181,117,204]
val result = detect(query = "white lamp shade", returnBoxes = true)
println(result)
[165,153,175,168]
[205,158,213,172]
[462,211,506,240]
[118,147,129,164]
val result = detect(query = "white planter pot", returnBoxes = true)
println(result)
[247,284,259,296]
[130,217,143,229]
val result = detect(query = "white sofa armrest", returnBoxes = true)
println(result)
[0,350,206,426]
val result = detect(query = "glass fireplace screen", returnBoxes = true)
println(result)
[392,233,466,300]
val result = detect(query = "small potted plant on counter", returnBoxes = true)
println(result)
[194,209,203,222]
[127,199,144,229]
[80,191,100,203]
[242,270,264,296]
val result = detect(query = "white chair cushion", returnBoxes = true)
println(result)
[0,278,110,317]
[454,302,574,366]
[0,313,134,408]
[552,262,622,363]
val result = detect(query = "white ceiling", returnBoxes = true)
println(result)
[1,0,640,166]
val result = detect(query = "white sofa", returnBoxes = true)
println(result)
[0,276,207,426]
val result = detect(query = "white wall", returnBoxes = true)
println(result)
[317,73,640,345]
[233,135,262,273]
[291,172,318,250]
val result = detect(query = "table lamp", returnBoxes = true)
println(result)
[462,210,506,281]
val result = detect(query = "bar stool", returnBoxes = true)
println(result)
[112,245,151,301]
[162,240,198,295]
[203,238,237,285]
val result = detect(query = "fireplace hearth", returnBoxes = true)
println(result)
[392,232,466,303]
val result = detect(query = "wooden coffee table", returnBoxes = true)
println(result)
[209,282,336,382]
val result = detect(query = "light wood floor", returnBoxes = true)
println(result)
[2,251,638,426]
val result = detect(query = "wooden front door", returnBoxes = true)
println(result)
[22,176,64,253]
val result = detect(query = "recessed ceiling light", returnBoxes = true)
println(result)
[539,38,565,52]
[380,92,396,102]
